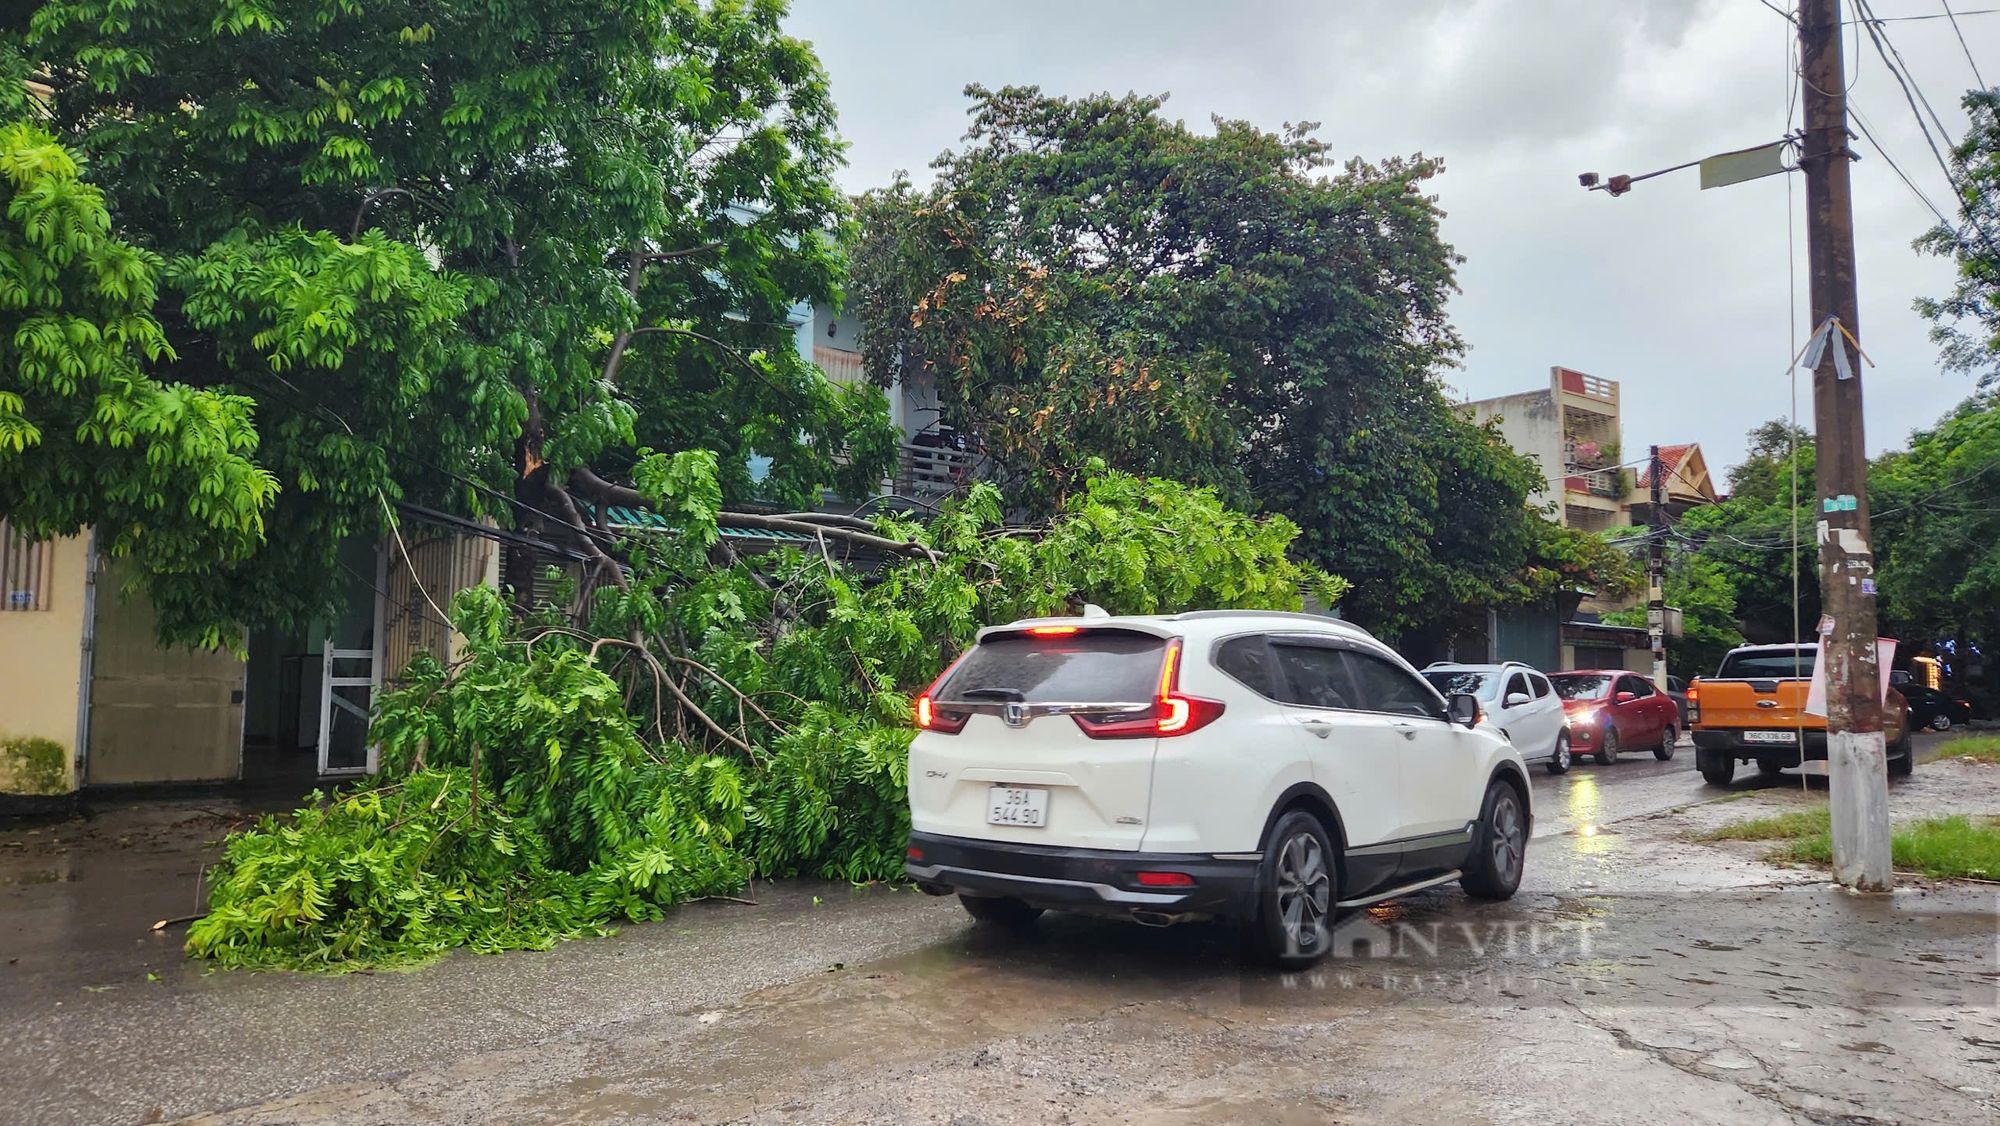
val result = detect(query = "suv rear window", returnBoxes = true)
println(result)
[1716,648,1814,679]
[938,629,1166,705]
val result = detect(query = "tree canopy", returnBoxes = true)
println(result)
[849,85,1626,639]
[10,0,891,642]
[1872,390,2000,654]
[1918,88,2000,387]
[1645,404,2000,687]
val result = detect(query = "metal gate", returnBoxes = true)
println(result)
[316,640,378,776]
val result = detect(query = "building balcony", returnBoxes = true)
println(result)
[893,440,978,497]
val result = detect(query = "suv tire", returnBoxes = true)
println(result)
[1460,779,1527,901]
[1595,727,1620,765]
[958,894,1043,928]
[1546,730,1572,775]
[1698,749,1736,787]
[1246,810,1337,970]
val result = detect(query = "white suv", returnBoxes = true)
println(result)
[1421,662,1572,774]
[904,609,1533,968]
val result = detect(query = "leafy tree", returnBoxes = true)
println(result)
[1917,88,2000,386]
[1604,554,1744,679]
[1675,422,1822,645]
[17,0,890,641]
[850,85,1617,639]
[0,120,277,643]
[1872,390,2000,651]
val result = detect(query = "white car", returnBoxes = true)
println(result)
[904,609,1533,969]
[1421,662,1573,775]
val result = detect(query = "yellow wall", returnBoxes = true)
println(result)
[86,557,245,785]
[0,534,88,794]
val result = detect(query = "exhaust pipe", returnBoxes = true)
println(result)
[915,881,954,897]
[1131,909,1205,928]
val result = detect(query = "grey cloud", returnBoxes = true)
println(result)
[789,0,1994,470]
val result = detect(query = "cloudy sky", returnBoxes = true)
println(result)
[784,0,1999,475]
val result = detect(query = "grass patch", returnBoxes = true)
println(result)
[1942,736,2000,765]
[1889,816,2000,880]
[1697,807,1831,841]
[1703,805,2000,879]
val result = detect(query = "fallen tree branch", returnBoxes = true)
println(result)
[583,637,760,758]
[667,651,788,735]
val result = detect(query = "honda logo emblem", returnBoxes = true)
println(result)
[1003,702,1030,728]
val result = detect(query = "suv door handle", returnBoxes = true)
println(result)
[1389,721,1418,740]
[1299,719,1333,739]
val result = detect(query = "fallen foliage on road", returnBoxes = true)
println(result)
[185,460,1342,969]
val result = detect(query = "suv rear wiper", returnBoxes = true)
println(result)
[955,688,1026,701]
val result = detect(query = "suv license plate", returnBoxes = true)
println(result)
[986,786,1050,827]
[1744,730,1797,744]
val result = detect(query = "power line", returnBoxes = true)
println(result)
[1850,101,1959,229]
[1855,0,1955,142]
[1848,0,2000,254]
[1941,0,1989,88]
[1852,5,2000,21]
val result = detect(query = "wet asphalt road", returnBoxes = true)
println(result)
[1,733,1994,1125]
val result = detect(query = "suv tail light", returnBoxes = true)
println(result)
[1685,682,1700,724]
[914,651,973,735]
[1072,638,1225,739]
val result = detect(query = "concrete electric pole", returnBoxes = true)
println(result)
[1799,0,1892,890]
[1647,445,1668,692]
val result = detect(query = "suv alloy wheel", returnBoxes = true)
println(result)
[1247,810,1336,970]
[1460,780,1527,899]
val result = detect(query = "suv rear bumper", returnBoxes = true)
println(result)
[904,831,1260,919]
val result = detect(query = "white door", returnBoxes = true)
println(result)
[1267,641,1401,849]
[1493,670,1563,760]
[1340,649,1485,837]
[1525,671,1567,758]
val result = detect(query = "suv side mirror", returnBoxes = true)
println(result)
[1503,691,1531,708]
[1614,691,1637,703]
[1448,693,1480,729]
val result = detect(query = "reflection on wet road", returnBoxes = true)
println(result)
[1530,736,1699,837]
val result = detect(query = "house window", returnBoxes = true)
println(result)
[0,520,52,611]
[812,343,864,384]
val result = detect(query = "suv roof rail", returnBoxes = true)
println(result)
[1172,609,1358,628]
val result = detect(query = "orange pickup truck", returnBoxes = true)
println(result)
[1687,643,1913,787]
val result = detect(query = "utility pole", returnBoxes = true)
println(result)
[1800,0,1891,890]
[1647,445,1668,692]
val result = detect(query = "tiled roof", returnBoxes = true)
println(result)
[596,505,818,543]
[1636,444,1695,489]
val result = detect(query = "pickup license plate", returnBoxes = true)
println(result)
[1744,730,1797,744]
[986,786,1049,827]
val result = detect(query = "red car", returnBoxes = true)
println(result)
[1548,670,1681,764]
